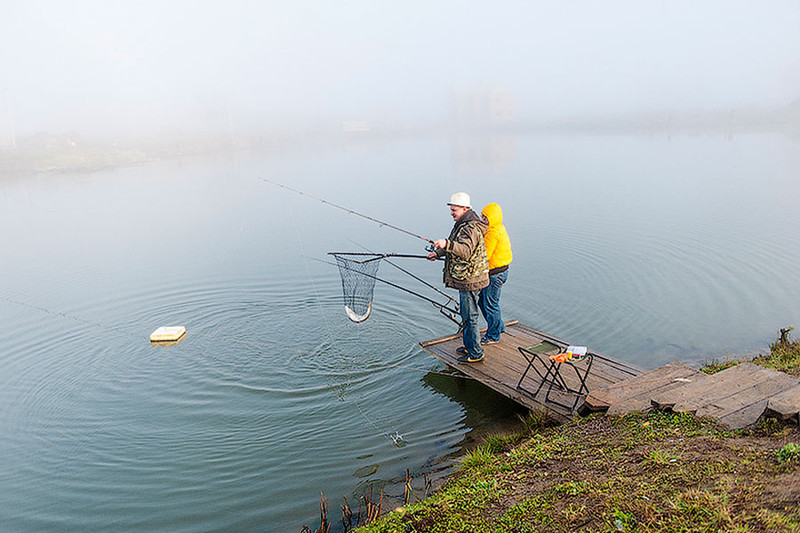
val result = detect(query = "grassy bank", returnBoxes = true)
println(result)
[349,332,800,532]
[355,412,799,532]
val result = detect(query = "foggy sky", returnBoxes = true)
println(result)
[2,0,799,139]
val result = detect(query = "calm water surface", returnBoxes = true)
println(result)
[1,132,798,531]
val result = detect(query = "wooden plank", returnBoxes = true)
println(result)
[609,366,704,413]
[584,362,707,415]
[693,370,799,420]
[649,363,800,429]
[765,384,800,422]
[420,320,519,347]
[671,364,787,415]
[587,362,700,407]
[717,400,771,430]
[701,373,798,429]
[652,363,761,411]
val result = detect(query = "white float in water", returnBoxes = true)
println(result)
[150,326,186,344]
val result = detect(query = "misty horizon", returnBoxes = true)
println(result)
[2,1,799,141]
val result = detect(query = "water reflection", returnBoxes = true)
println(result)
[422,370,528,445]
[450,133,516,173]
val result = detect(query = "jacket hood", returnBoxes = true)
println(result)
[454,207,488,233]
[457,208,483,224]
[481,203,503,228]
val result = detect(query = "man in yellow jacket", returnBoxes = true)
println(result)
[478,203,512,344]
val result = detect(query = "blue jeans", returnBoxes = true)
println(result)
[479,270,508,342]
[459,290,483,358]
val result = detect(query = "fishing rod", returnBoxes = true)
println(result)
[382,256,457,307]
[323,255,462,327]
[260,178,435,245]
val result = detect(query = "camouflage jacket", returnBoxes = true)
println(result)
[435,209,489,291]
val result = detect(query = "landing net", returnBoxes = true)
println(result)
[333,254,380,323]
[329,251,461,326]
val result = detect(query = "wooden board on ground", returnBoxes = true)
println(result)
[419,321,643,421]
[766,384,800,423]
[585,361,707,415]
[651,362,800,429]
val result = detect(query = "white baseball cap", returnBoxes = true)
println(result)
[447,192,471,208]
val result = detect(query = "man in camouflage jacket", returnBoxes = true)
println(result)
[427,192,489,362]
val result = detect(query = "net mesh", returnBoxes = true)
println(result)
[333,254,380,322]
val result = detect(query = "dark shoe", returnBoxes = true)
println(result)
[456,346,467,354]
[481,336,499,345]
[457,353,485,363]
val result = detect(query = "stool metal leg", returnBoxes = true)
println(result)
[544,354,594,412]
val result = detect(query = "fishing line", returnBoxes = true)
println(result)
[0,295,472,381]
[2,291,469,453]
[354,400,407,447]
[3,291,414,447]
[284,197,412,447]
[0,294,305,359]
[0,295,129,335]
[260,178,435,245]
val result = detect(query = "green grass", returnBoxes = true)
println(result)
[355,413,800,533]
[350,332,800,532]
[702,326,800,376]
[755,329,800,376]
[777,443,800,464]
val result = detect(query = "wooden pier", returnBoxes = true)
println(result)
[421,321,800,428]
[419,321,643,421]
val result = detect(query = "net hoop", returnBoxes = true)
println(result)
[333,253,380,323]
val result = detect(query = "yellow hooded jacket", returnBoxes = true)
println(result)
[481,203,513,274]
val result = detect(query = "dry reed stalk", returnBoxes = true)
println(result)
[316,492,330,533]
[341,495,353,531]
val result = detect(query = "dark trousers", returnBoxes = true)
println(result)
[459,290,482,357]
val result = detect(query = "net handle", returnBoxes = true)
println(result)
[328,252,430,264]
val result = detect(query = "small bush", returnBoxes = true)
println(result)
[756,326,800,376]
[776,443,800,464]
[700,357,741,375]
[461,445,494,468]
[644,448,679,466]
[484,432,522,453]
[610,508,637,532]
[517,409,555,434]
